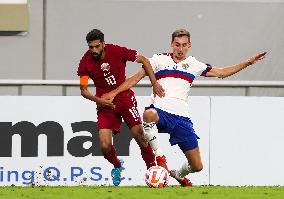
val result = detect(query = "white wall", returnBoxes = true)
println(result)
[210,97,284,185]
[0,96,283,186]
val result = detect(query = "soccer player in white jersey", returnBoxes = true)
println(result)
[102,29,267,186]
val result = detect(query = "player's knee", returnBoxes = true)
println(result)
[100,141,112,154]
[192,163,203,172]
[143,109,158,123]
[131,125,143,137]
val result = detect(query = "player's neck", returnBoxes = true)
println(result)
[172,55,186,63]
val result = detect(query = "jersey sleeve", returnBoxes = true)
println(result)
[116,45,138,62]
[77,52,89,77]
[190,57,212,77]
[200,63,213,77]
[148,54,160,73]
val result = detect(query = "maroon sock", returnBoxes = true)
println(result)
[140,144,156,169]
[103,145,121,168]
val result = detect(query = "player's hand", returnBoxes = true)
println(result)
[153,82,165,98]
[101,92,115,102]
[247,52,267,65]
[96,97,115,109]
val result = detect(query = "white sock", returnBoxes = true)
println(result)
[143,122,163,157]
[178,162,195,178]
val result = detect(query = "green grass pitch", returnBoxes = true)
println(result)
[1,186,284,199]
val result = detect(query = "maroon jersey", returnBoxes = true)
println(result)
[77,44,138,100]
[77,44,141,131]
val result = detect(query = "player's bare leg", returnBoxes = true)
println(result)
[99,129,113,155]
[184,147,203,172]
[130,124,156,169]
[143,108,169,171]
[99,129,123,186]
[170,147,203,186]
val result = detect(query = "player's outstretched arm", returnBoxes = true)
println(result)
[205,52,267,78]
[101,68,146,101]
[136,55,165,97]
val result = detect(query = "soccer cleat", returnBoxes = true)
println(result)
[178,177,193,187]
[111,159,124,186]
[170,170,192,187]
[156,155,169,171]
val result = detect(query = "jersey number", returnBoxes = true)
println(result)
[129,106,140,122]
[105,75,116,86]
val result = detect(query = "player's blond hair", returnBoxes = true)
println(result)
[171,29,190,43]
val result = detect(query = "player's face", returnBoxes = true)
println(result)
[88,40,105,60]
[171,36,191,60]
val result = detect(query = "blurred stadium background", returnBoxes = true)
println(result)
[0,0,283,96]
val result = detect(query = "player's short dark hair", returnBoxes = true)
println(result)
[86,29,104,42]
[171,29,190,43]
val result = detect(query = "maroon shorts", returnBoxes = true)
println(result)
[97,92,142,133]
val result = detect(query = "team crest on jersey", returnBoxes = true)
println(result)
[182,63,190,70]
[101,63,110,71]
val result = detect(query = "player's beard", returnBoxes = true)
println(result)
[92,49,103,60]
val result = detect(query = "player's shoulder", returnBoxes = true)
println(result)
[80,50,92,63]
[104,43,115,51]
[152,52,172,60]
[184,55,209,70]
[82,50,91,57]
[185,55,196,61]
[184,55,201,64]
[105,43,125,51]
[156,52,172,57]
[106,43,133,55]
[105,43,118,48]
[149,53,173,65]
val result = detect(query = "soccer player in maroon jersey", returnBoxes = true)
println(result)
[77,29,166,186]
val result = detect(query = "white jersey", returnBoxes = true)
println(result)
[149,53,211,118]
